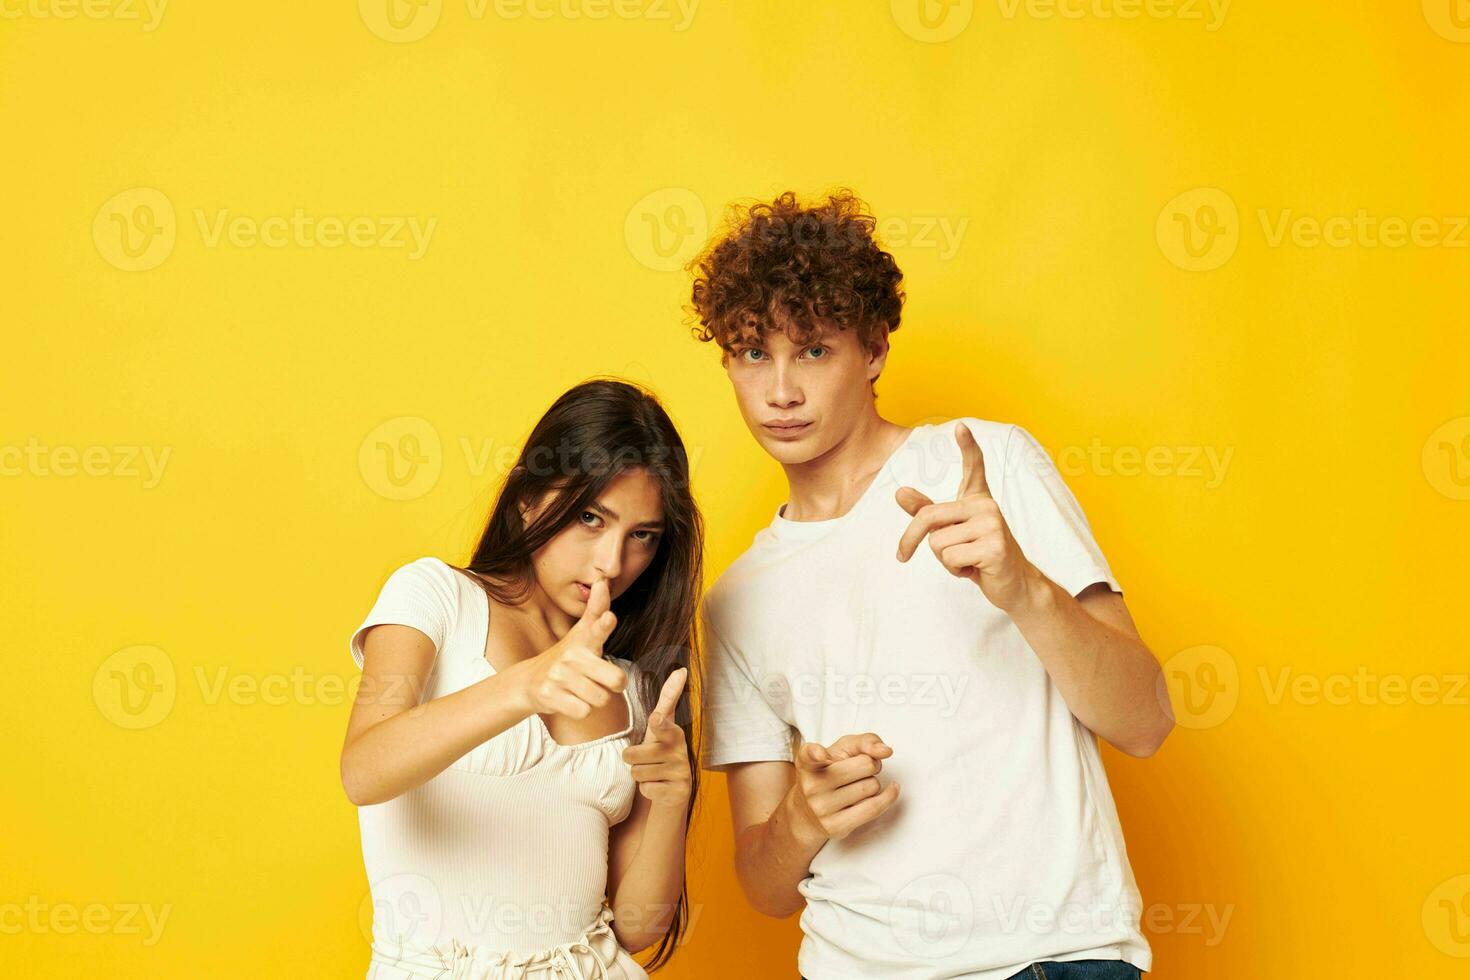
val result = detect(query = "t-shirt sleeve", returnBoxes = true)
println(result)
[986,422,1122,598]
[348,557,458,669]
[699,598,795,772]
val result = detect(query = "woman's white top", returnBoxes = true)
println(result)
[349,556,651,979]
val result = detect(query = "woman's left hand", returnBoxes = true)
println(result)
[621,667,691,810]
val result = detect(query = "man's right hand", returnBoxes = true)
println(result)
[789,733,900,842]
[516,578,627,718]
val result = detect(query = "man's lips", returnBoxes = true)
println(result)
[764,420,812,435]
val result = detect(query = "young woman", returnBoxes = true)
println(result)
[341,379,702,979]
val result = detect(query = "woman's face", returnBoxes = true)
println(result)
[524,466,666,621]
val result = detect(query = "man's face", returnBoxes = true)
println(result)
[723,322,888,465]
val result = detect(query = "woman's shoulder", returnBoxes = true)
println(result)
[376,556,474,608]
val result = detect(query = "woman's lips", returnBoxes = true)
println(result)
[575,582,591,600]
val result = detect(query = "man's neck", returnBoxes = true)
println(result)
[778,411,911,523]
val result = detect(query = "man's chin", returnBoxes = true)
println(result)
[756,431,823,464]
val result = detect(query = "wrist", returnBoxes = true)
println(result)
[496,658,536,717]
[781,781,828,852]
[1006,563,1060,624]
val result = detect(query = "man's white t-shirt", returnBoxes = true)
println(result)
[701,418,1152,980]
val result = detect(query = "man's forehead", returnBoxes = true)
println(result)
[734,320,833,348]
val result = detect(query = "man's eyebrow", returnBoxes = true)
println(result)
[589,501,664,529]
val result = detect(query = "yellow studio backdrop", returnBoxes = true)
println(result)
[1,1,1466,976]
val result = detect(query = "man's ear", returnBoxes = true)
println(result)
[866,326,892,383]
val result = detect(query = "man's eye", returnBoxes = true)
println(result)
[739,348,765,362]
[806,345,827,358]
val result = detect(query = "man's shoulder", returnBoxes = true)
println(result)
[899,416,1027,496]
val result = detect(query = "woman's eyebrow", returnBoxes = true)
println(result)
[590,501,664,529]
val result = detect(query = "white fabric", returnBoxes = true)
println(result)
[350,557,649,980]
[701,419,1152,980]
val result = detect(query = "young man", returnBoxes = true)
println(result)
[688,190,1173,980]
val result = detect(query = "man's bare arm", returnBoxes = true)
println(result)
[724,736,900,918]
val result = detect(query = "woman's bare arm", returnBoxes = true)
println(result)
[339,624,537,805]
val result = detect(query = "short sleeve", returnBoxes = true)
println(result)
[349,557,459,669]
[987,422,1122,598]
[699,598,795,772]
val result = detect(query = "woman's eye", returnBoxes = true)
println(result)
[634,530,660,545]
[580,511,602,527]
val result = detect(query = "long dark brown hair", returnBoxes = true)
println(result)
[458,377,702,970]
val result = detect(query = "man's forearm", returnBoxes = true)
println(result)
[1008,570,1173,756]
[734,785,826,918]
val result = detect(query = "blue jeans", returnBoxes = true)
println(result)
[1006,961,1142,980]
[803,964,1140,980]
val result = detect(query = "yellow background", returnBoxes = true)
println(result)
[2,0,1467,976]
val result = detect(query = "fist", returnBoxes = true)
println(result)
[791,733,900,841]
[520,578,627,718]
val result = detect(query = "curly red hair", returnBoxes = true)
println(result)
[685,189,906,356]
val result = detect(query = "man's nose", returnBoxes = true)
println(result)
[768,361,803,408]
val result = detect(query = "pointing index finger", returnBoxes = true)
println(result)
[646,667,688,730]
[955,423,991,499]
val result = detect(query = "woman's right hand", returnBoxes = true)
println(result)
[515,578,627,719]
